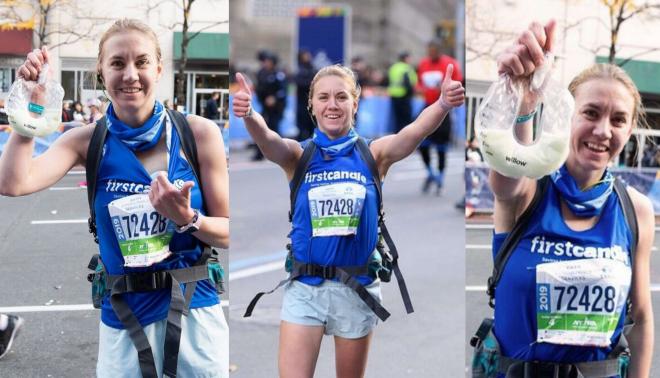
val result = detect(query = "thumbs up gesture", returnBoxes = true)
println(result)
[233,72,253,118]
[438,64,465,111]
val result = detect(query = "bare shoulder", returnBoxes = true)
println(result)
[368,134,394,161]
[625,185,654,223]
[285,138,304,158]
[184,114,221,141]
[281,138,305,178]
[62,123,96,161]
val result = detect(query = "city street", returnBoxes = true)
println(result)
[228,146,465,377]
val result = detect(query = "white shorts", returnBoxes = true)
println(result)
[97,304,228,378]
[281,279,381,339]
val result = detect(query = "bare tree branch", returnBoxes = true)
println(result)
[617,46,660,67]
[186,20,227,42]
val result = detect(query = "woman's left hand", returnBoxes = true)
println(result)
[148,172,196,226]
[438,64,465,111]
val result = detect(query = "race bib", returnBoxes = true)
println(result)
[108,194,175,267]
[308,182,366,237]
[536,259,631,347]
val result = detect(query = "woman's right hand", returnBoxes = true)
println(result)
[232,72,253,118]
[17,47,50,82]
[497,20,556,78]
[497,20,556,111]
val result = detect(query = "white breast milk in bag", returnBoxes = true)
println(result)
[6,63,65,137]
[474,53,574,178]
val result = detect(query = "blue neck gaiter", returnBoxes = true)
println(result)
[106,101,166,152]
[312,128,359,158]
[550,164,614,217]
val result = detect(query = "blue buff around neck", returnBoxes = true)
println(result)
[312,128,359,158]
[106,101,166,152]
[550,164,614,217]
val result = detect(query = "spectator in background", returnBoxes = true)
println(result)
[72,101,86,122]
[163,99,174,110]
[350,56,369,88]
[388,51,418,133]
[0,313,22,360]
[254,50,287,160]
[206,92,220,120]
[0,99,8,126]
[87,98,103,123]
[61,101,73,122]
[417,38,463,195]
[295,49,316,141]
[465,136,483,163]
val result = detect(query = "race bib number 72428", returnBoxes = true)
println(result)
[536,258,631,347]
[108,194,175,267]
[308,182,366,237]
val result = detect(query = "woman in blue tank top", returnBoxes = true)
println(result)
[232,65,464,377]
[0,19,229,377]
[486,19,654,377]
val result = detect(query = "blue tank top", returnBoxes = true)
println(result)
[94,119,219,329]
[493,181,632,367]
[289,140,379,286]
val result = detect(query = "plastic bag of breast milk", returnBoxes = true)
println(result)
[474,53,574,178]
[6,63,64,137]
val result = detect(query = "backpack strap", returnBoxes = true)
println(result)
[85,117,109,244]
[487,176,550,308]
[166,109,207,215]
[612,177,638,331]
[355,137,414,314]
[288,140,316,222]
[613,177,637,268]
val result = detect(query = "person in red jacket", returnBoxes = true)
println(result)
[417,39,463,194]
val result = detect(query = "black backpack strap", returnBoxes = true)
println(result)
[355,138,382,209]
[166,109,207,215]
[355,137,414,314]
[288,140,316,221]
[613,178,638,267]
[86,117,108,244]
[487,176,550,308]
[613,177,638,330]
[243,258,391,321]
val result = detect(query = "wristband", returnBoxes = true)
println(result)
[515,109,537,124]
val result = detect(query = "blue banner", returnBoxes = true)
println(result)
[296,6,348,66]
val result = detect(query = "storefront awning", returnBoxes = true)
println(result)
[173,32,229,60]
[0,29,32,55]
[596,56,660,95]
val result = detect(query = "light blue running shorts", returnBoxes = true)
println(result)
[97,304,228,378]
[281,279,382,339]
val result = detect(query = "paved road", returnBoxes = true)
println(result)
[228,147,465,377]
[0,171,229,377]
[465,218,660,376]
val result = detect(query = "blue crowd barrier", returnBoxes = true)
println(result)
[466,163,660,213]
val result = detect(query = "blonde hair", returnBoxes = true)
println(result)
[568,63,646,128]
[96,19,162,77]
[307,64,361,110]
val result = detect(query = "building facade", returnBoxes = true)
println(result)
[0,0,229,122]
